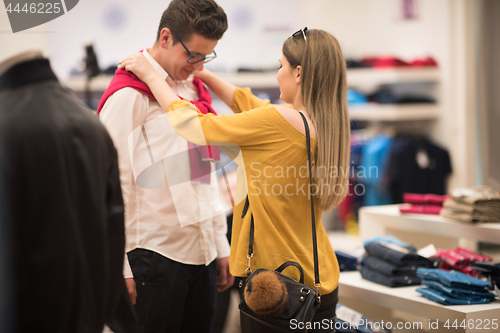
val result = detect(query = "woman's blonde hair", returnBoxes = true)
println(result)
[283,29,350,210]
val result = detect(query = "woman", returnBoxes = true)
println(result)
[119,28,350,332]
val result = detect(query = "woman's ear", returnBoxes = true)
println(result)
[295,65,302,83]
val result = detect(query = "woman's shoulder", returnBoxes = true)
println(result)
[273,104,316,139]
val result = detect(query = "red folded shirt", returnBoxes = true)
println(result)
[361,56,411,68]
[399,205,442,215]
[403,193,450,206]
[433,248,493,278]
[410,57,438,67]
[434,248,492,269]
[453,247,493,262]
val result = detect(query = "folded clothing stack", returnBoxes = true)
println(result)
[416,268,496,305]
[347,89,368,106]
[472,262,500,295]
[432,247,493,278]
[440,187,500,223]
[399,193,450,215]
[360,236,435,287]
[367,90,436,105]
[346,56,438,69]
[335,303,392,333]
[336,250,359,272]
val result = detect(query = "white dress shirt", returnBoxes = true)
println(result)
[99,49,230,279]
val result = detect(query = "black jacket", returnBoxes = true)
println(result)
[0,58,133,332]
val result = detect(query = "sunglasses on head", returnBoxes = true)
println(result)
[292,27,308,42]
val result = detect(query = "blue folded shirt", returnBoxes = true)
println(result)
[416,287,492,305]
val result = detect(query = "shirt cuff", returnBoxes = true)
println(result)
[123,253,134,279]
[215,234,231,259]
[167,99,192,112]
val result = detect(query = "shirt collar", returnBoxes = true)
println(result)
[143,49,168,80]
[143,49,194,87]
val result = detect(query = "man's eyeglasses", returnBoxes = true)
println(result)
[292,27,308,42]
[171,31,217,64]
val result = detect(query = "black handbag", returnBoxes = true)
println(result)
[239,112,322,333]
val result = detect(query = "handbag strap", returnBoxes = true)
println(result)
[275,261,305,284]
[242,111,321,293]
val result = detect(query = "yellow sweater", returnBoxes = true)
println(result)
[167,87,339,294]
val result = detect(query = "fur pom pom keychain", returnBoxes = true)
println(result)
[244,271,289,318]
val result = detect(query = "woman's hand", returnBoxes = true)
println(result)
[192,69,236,107]
[193,68,211,81]
[118,52,158,85]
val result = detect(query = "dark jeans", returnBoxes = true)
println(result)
[335,251,358,272]
[359,266,421,287]
[128,248,217,333]
[211,277,243,333]
[361,255,420,276]
[239,287,338,333]
[364,242,432,267]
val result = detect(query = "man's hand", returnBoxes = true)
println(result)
[125,278,137,305]
[216,257,234,292]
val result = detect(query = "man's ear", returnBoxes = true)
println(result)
[159,28,172,49]
[295,65,302,83]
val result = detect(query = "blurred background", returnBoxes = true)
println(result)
[2,1,500,331]
[1,0,498,241]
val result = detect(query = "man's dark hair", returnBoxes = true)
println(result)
[156,0,228,43]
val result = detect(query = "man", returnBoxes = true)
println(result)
[98,1,233,332]
[0,50,132,332]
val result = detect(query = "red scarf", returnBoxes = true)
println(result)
[97,64,220,184]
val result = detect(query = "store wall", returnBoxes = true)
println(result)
[300,0,477,189]
[44,0,299,81]
[1,0,480,189]
[0,7,48,61]
[301,0,450,62]
[478,0,500,190]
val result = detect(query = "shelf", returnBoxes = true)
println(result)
[348,104,440,121]
[65,68,440,92]
[346,67,440,87]
[339,271,500,326]
[214,71,279,89]
[215,68,440,89]
[64,71,282,92]
[65,75,113,92]
[358,204,500,244]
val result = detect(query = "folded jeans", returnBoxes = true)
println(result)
[422,280,496,300]
[365,241,432,267]
[416,268,491,290]
[361,254,430,277]
[360,265,421,287]
[416,287,492,305]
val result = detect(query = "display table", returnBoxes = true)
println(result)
[339,272,500,332]
[338,204,500,332]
